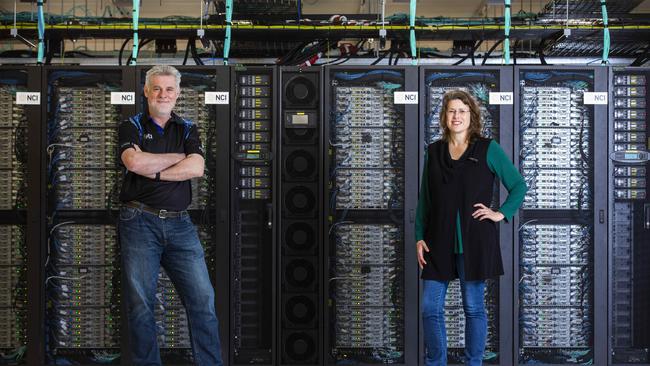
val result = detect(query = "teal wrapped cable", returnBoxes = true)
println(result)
[601,0,610,64]
[504,0,511,65]
[409,0,417,65]
[224,0,233,65]
[37,0,45,64]
[130,0,140,65]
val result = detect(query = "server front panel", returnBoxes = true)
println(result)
[278,67,322,365]
[0,68,31,364]
[609,68,650,365]
[516,68,599,365]
[231,67,276,365]
[44,68,129,365]
[325,67,417,365]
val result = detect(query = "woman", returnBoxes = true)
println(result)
[416,90,527,366]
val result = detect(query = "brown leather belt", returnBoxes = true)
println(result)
[124,201,186,219]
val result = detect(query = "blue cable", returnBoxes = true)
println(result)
[0,76,27,85]
[523,71,591,82]
[333,70,403,81]
[48,71,95,81]
[504,0,511,65]
[425,72,497,83]
[297,0,301,23]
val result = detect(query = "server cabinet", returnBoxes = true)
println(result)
[608,67,650,365]
[0,66,40,365]
[323,66,418,365]
[514,66,608,365]
[135,66,230,365]
[277,67,323,365]
[42,66,136,365]
[230,66,277,365]
[417,66,514,365]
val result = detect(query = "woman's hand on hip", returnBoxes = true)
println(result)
[416,240,429,270]
[472,203,505,222]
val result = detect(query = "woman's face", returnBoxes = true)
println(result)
[445,99,471,136]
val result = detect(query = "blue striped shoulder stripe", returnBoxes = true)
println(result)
[128,113,144,141]
[180,117,194,140]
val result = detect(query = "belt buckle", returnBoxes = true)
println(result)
[158,209,168,219]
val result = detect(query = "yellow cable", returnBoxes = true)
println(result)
[3,24,650,31]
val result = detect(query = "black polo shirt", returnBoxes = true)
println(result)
[118,109,204,211]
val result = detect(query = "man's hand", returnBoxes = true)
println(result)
[121,144,185,176]
[417,240,429,270]
[472,203,505,222]
[157,154,205,181]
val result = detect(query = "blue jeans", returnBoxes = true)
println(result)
[119,206,223,366]
[422,255,487,366]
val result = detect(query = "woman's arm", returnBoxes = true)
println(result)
[486,140,528,222]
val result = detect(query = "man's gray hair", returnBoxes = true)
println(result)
[145,65,181,90]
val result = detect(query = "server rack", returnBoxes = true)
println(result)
[230,66,277,365]
[134,66,231,365]
[608,67,650,366]
[417,66,514,366]
[277,66,323,365]
[41,66,136,365]
[514,66,607,365]
[0,66,40,365]
[1,63,640,366]
[323,66,418,366]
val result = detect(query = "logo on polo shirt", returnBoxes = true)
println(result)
[143,133,153,140]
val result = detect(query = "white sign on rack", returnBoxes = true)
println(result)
[111,92,135,105]
[489,92,513,105]
[16,92,41,105]
[205,92,230,104]
[583,92,608,105]
[394,91,419,104]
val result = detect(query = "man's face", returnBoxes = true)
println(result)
[144,75,179,117]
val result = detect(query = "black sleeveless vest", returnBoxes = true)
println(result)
[422,137,504,281]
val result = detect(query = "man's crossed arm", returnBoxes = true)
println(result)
[121,144,204,181]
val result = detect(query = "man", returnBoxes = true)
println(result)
[118,65,223,365]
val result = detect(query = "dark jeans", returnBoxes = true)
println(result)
[119,206,223,366]
[422,254,487,366]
